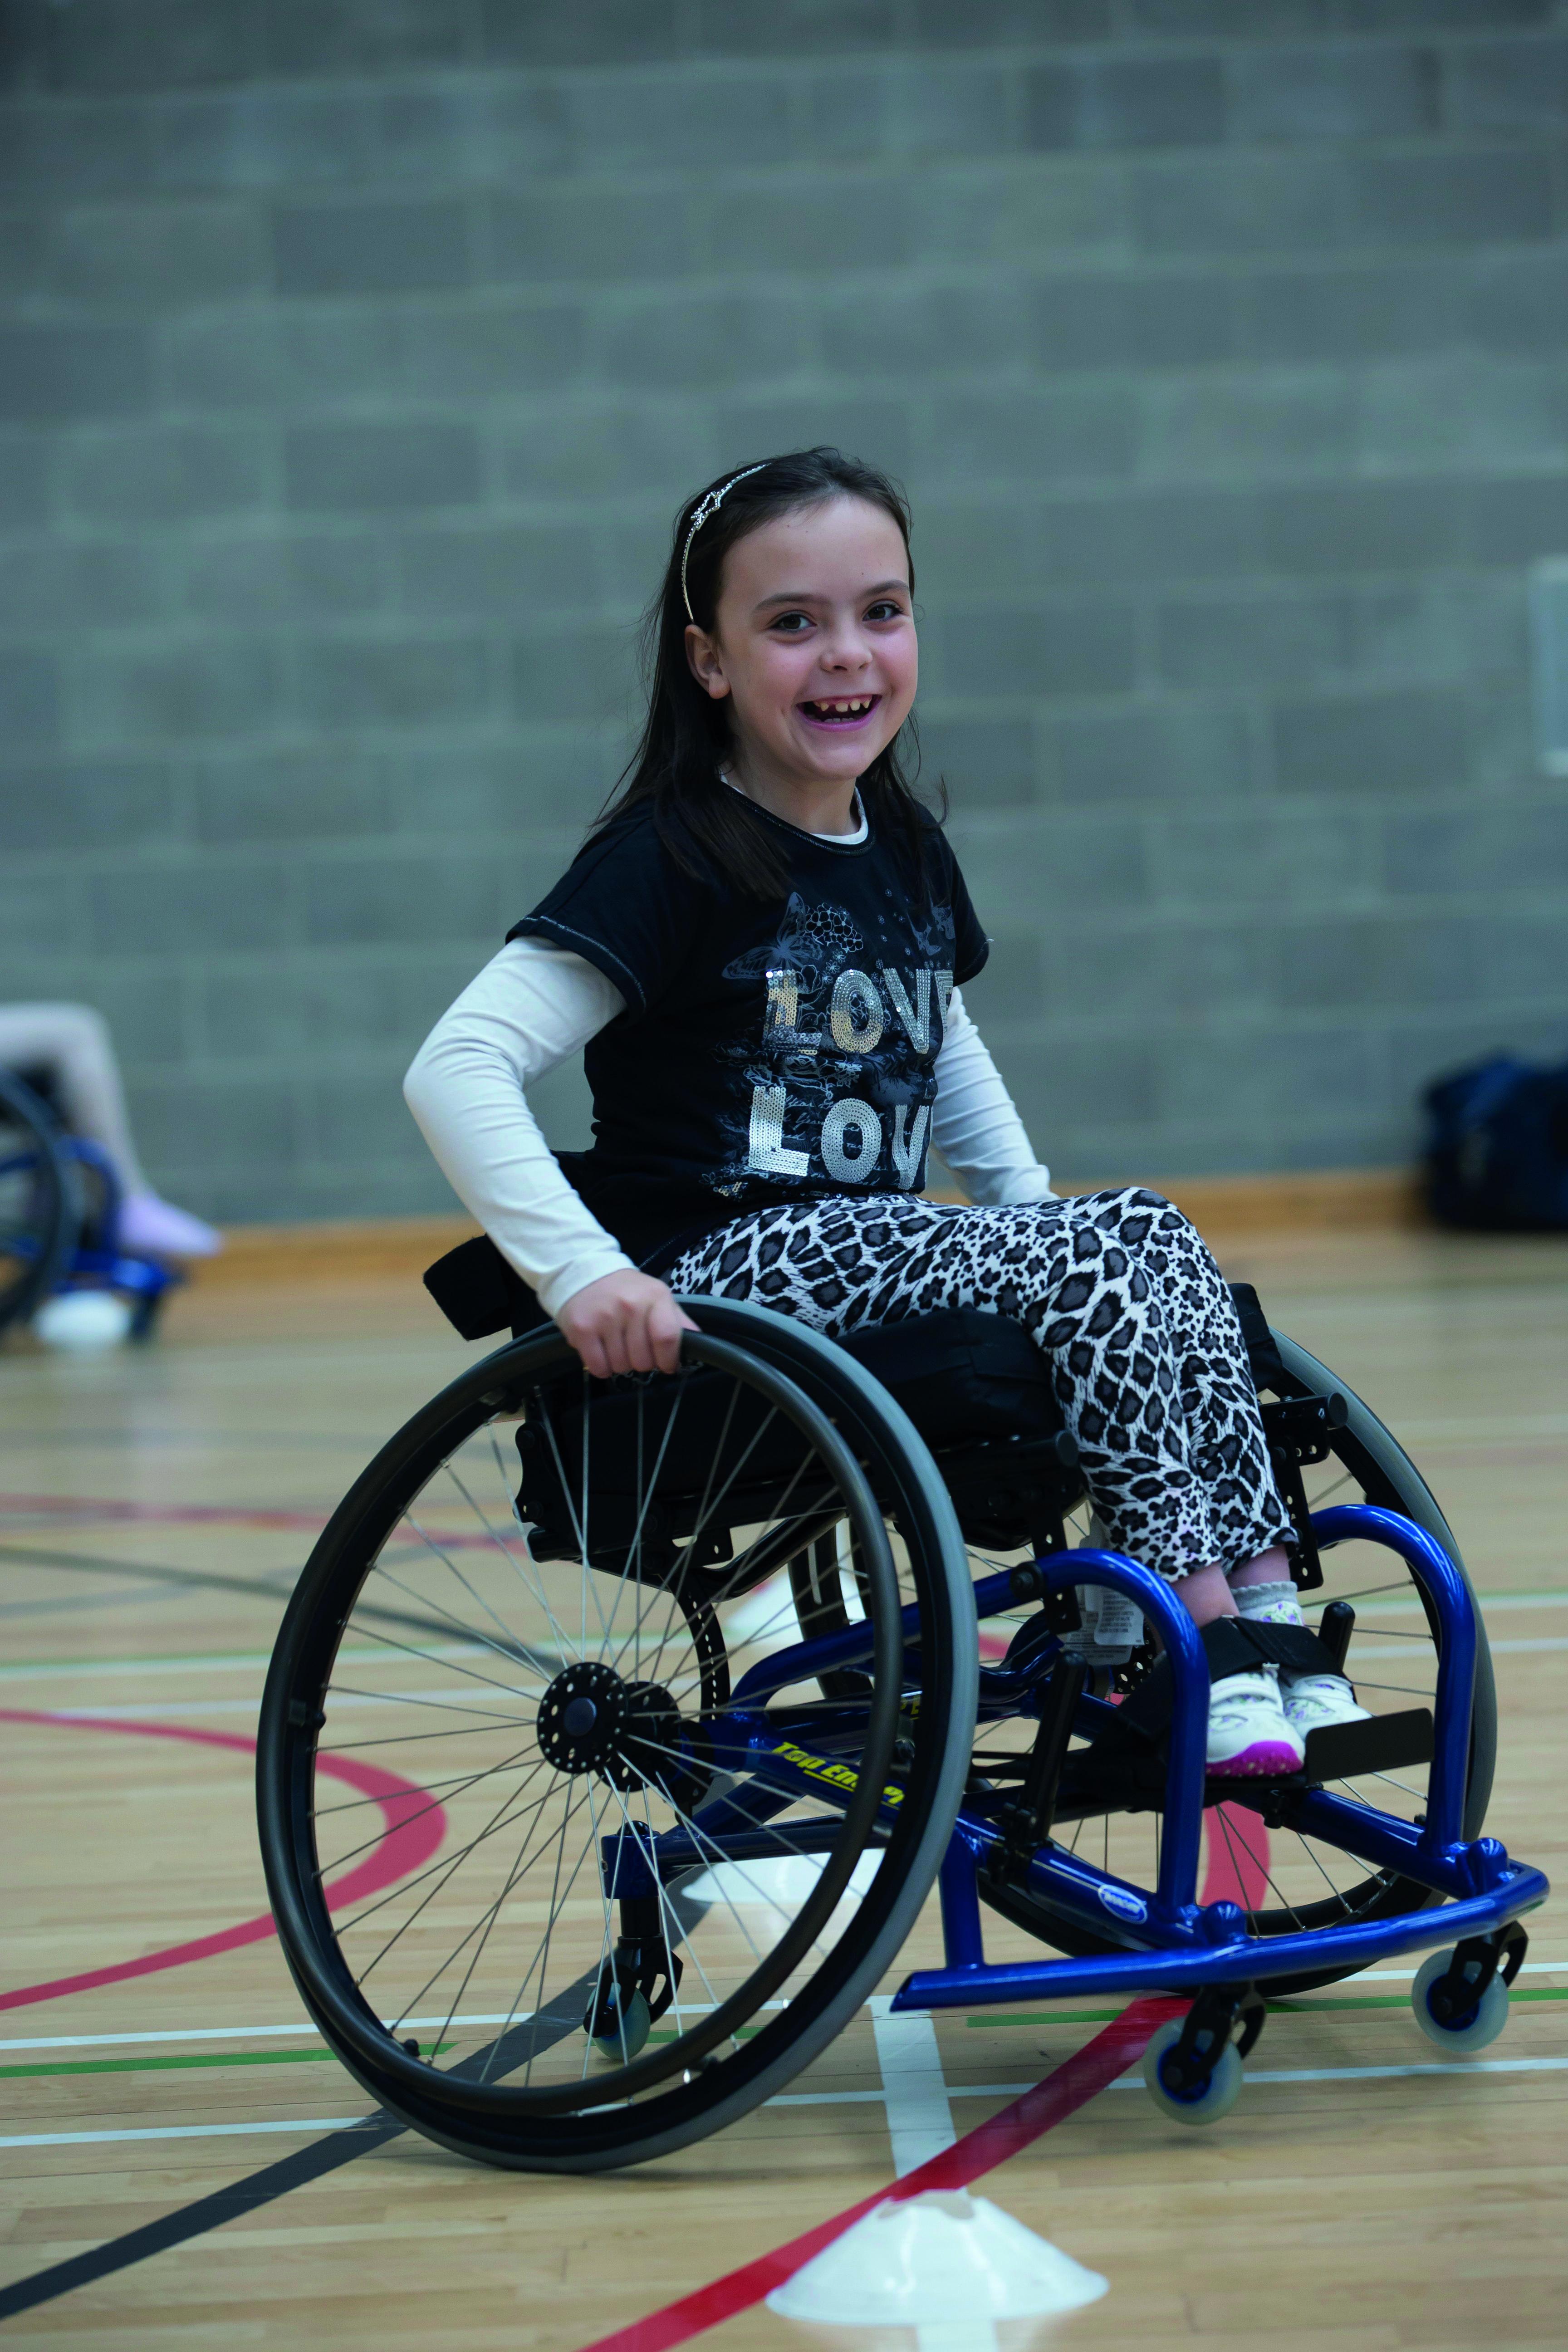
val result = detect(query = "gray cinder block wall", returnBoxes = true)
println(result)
[1,0,1566,1221]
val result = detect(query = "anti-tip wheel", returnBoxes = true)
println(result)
[1141,2020,1244,2127]
[1411,1948,1510,2053]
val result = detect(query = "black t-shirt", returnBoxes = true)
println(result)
[509,796,990,1270]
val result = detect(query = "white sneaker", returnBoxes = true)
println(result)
[1207,1664,1306,1778]
[1281,1673,1371,1739]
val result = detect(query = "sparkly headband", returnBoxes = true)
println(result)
[680,464,769,622]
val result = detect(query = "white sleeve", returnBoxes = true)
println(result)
[403,938,636,1322]
[931,988,1054,1207]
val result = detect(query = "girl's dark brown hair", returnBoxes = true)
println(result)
[592,446,940,899]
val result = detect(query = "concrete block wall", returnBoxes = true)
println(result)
[0,0,1565,1219]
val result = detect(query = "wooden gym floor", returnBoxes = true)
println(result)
[0,1224,1563,2349]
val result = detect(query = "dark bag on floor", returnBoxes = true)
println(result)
[1423,1053,1568,1231]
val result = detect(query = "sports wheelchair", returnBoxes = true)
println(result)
[0,1068,179,1340]
[257,1247,1546,2173]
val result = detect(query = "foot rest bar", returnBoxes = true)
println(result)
[892,1864,1548,2012]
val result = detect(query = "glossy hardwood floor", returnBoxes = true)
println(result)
[0,1226,1563,2349]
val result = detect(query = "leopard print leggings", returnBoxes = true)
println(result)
[664,1187,1293,1583]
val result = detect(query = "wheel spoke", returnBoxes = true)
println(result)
[1291,1829,1354,1915]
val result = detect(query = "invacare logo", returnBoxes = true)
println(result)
[1097,1882,1148,1924]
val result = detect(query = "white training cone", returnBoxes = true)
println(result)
[720,1567,802,1657]
[766,2190,1107,2331]
[34,1289,134,1352]
[680,1850,880,1919]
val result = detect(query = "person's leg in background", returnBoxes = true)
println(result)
[0,1004,220,1258]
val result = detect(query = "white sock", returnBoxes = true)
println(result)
[1231,1578,1303,1628]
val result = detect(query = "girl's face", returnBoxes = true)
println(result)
[686,495,917,795]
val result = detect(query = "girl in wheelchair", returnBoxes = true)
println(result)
[405,446,1367,1785]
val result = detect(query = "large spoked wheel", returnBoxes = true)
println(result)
[0,1071,76,1338]
[976,1326,1495,1996]
[257,1297,976,2173]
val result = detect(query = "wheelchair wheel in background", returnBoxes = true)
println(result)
[975,1325,1496,1997]
[257,1297,976,2174]
[0,1070,76,1338]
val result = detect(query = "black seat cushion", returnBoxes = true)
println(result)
[835,1309,1064,1451]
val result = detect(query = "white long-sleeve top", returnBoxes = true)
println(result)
[405,940,1054,1322]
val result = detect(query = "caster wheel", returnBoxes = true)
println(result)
[588,1985,652,2063]
[1412,1948,1510,2053]
[1141,2019,1244,2127]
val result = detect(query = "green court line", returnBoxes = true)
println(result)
[1269,1987,1568,2015]
[965,1986,1568,2026]
[0,2043,451,2082]
[646,2024,766,2045]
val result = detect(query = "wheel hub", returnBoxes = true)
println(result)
[537,1661,690,1798]
[537,1661,627,1775]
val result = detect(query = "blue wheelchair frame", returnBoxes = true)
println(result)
[0,1126,181,1338]
[603,1503,1547,2014]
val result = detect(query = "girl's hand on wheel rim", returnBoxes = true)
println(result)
[555,1270,698,1380]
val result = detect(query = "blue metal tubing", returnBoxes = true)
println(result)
[895,1863,1549,2011]
[1029,1547,1212,1918]
[1311,1503,1474,1853]
[602,1814,850,1900]
[730,1564,1024,1706]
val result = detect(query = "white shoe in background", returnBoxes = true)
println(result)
[118,1192,222,1259]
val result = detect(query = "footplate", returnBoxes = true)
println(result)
[1303,1707,1434,1784]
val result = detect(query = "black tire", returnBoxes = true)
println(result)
[0,1071,76,1337]
[981,1325,1495,1995]
[258,1297,976,2173]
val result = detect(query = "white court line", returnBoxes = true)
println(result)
[0,2015,528,2053]
[1107,2057,1568,2089]
[0,1642,490,1686]
[44,1640,1553,1715]
[2,1595,1561,1688]
[869,1992,956,2174]
[6,1970,1566,2054]
[1308,1592,1568,1619]
[27,1685,546,1722]
[1333,1962,1567,1983]
[7,2056,1565,2150]
[0,2117,377,2151]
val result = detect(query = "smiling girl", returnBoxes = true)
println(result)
[405,446,1366,1776]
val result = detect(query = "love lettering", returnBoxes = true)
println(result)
[746,964,952,1186]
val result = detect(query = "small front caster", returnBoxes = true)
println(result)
[584,1967,653,2061]
[1142,2018,1244,2126]
[1412,1946,1510,2053]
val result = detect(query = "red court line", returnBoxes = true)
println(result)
[0,1494,330,1533]
[0,1710,446,2013]
[576,1994,1183,2352]
[1202,1803,1271,1911]
[0,1491,501,1550]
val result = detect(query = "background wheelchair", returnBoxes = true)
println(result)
[0,1068,180,1341]
[257,1252,1546,2173]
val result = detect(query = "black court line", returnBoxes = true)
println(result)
[0,1542,468,1648]
[0,1541,298,1607]
[0,1975,598,2321]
